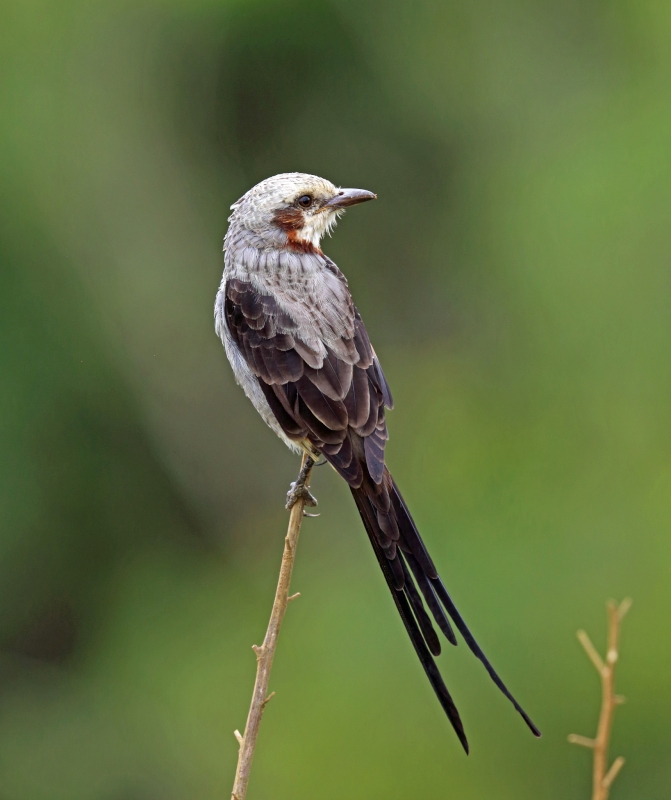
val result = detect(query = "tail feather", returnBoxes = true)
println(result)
[405,551,457,646]
[351,486,469,753]
[349,469,541,749]
[430,576,542,737]
[399,557,442,657]
[390,485,438,578]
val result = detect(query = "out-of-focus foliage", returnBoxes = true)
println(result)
[1,0,670,797]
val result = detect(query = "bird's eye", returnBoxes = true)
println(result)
[297,195,313,208]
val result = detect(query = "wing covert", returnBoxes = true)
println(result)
[224,277,391,485]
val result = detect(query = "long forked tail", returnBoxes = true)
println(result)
[350,469,541,753]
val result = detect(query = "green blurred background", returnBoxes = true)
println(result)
[1,0,670,797]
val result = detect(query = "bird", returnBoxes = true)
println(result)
[214,172,540,752]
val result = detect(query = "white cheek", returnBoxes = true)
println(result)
[297,210,339,246]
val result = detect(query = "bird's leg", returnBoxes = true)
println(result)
[285,456,318,510]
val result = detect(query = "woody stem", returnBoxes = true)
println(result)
[230,453,314,800]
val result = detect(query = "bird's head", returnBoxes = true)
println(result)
[229,172,376,253]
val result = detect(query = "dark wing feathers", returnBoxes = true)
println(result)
[258,346,290,384]
[224,275,540,751]
[303,354,353,401]
[295,375,348,431]
[292,338,324,370]
[273,348,304,382]
[297,398,347,445]
[353,375,380,438]
[373,357,394,409]
[224,278,384,457]
[343,365,371,429]
[364,417,388,485]
[258,382,307,438]
[353,313,374,367]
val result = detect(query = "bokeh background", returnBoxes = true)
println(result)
[1,1,670,797]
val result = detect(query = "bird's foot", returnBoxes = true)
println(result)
[285,456,318,512]
[285,481,318,511]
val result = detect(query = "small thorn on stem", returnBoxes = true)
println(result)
[287,592,301,602]
[577,629,606,675]
[234,730,244,745]
[617,598,632,619]
[568,734,596,748]
[263,691,276,707]
[603,756,625,789]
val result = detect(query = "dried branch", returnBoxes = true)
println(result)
[230,453,315,800]
[568,598,632,800]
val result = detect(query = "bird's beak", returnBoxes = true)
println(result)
[324,188,377,209]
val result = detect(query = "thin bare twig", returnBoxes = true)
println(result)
[569,598,632,800]
[231,453,315,800]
